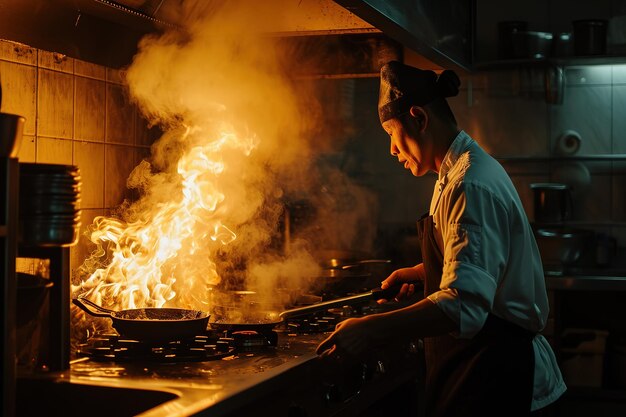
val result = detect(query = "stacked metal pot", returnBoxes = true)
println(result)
[18,163,81,246]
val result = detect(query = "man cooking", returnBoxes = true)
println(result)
[316,61,566,416]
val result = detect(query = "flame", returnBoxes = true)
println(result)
[71,2,376,322]
[73,124,257,310]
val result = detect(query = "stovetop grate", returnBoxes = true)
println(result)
[76,333,235,362]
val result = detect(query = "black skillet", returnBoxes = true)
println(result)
[73,296,210,341]
[209,281,422,332]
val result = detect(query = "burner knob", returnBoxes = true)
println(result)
[376,360,386,374]
[323,383,341,405]
[361,363,374,381]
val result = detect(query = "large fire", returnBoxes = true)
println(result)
[72,124,257,311]
[71,1,378,328]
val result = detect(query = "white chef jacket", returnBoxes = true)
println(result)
[426,130,566,411]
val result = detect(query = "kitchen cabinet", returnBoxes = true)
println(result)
[1,156,72,417]
[1,157,18,417]
[545,275,626,416]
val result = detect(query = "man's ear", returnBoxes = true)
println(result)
[409,106,428,132]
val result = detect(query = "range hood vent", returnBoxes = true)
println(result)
[333,0,475,71]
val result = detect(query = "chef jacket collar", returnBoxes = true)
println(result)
[438,130,473,187]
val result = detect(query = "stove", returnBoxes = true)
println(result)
[75,301,385,364]
[75,327,284,362]
[76,333,235,363]
[64,299,423,417]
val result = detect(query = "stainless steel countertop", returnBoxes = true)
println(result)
[20,333,327,417]
[545,272,626,291]
[20,330,420,417]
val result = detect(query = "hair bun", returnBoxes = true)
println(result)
[437,70,460,98]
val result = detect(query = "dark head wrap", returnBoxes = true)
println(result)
[378,61,461,124]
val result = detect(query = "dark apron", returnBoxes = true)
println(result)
[417,213,535,417]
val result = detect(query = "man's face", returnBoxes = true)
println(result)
[381,114,431,177]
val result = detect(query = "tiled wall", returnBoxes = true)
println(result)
[331,65,626,263]
[453,65,626,243]
[0,39,159,275]
[324,0,626,264]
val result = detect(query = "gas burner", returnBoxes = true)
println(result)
[285,310,343,333]
[76,333,235,362]
[283,302,398,334]
[215,329,279,351]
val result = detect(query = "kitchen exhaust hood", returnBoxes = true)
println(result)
[0,0,472,72]
[333,0,475,72]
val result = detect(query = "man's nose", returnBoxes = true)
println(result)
[390,142,399,156]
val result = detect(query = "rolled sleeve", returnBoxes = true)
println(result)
[427,261,497,338]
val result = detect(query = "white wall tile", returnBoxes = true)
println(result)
[565,65,612,85]
[0,61,37,135]
[74,141,104,209]
[104,144,136,208]
[105,83,135,144]
[74,77,105,142]
[37,69,73,139]
[612,85,626,153]
[75,60,106,80]
[0,40,37,65]
[550,85,611,154]
[38,50,73,73]
[574,174,611,222]
[612,64,626,84]
[36,137,72,165]
[16,134,35,163]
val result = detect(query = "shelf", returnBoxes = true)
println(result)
[474,55,626,70]
[496,154,626,162]
[546,275,626,291]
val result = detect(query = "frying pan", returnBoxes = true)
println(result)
[209,319,284,333]
[72,296,210,341]
[209,304,284,333]
[209,282,422,332]
[315,249,391,270]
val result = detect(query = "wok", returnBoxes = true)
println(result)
[72,296,210,341]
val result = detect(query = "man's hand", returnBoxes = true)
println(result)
[378,264,425,304]
[316,317,372,359]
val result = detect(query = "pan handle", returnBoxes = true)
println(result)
[340,259,391,270]
[72,296,115,318]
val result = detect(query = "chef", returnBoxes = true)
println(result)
[316,61,566,416]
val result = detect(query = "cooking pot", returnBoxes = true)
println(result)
[72,296,210,341]
[573,19,607,56]
[312,249,391,294]
[530,183,573,225]
[511,31,553,59]
[497,20,528,59]
[0,112,25,158]
[534,227,593,270]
